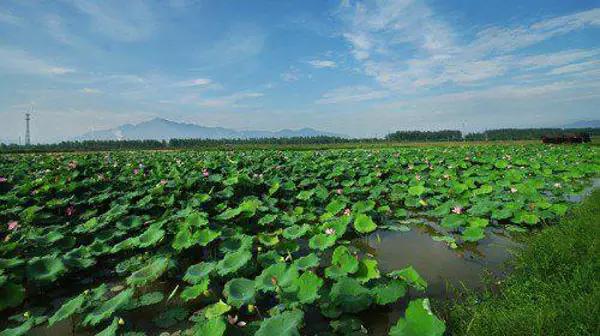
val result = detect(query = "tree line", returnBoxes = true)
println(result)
[1,128,597,152]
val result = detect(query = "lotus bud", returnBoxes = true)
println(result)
[257,246,262,252]
[84,289,90,295]
[23,311,30,319]
[118,318,125,325]
[247,304,255,313]
[203,290,211,297]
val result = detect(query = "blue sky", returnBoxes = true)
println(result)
[0,0,599,142]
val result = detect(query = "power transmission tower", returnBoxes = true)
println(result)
[25,108,31,146]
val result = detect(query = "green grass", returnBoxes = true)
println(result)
[444,189,600,336]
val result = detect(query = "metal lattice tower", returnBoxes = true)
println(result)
[25,112,31,146]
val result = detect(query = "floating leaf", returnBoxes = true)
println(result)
[354,258,380,283]
[223,278,256,308]
[371,280,407,305]
[388,266,427,291]
[27,256,66,283]
[180,278,210,302]
[216,251,252,276]
[353,214,377,234]
[48,294,85,326]
[329,277,372,313]
[126,257,169,287]
[203,300,231,319]
[184,262,216,284]
[83,288,134,326]
[308,234,336,251]
[255,310,304,336]
[389,299,445,336]
[293,253,320,270]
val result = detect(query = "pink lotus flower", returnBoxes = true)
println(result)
[133,168,139,175]
[159,179,168,185]
[343,208,351,216]
[68,161,77,169]
[553,182,562,188]
[336,188,343,195]
[202,168,209,177]
[443,174,450,179]
[415,174,421,181]
[0,177,7,183]
[66,206,75,217]
[8,221,19,231]
[227,315,238,325]
[408,165,413,170]
[452,206,463,214]
[325,228,336,236]
[510,187,517,193]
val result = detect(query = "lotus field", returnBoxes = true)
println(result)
[0,145,599,336]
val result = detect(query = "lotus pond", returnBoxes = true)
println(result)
[1,145,598,336]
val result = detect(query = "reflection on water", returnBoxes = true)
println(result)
[354,225,521,336]
[567,178,600,203]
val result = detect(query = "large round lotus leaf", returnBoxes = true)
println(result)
[308,234,336,251]
[461,226,485,242]
[255,310,304,336]
[126,257,169,287]
[83,288,134,326]
[223,278,255,308]
[293,271,323,304]
[194,228,221,246]
[387,266,427,291]
[331,246,359,274]
[216,251,251,276]
[136,224,165,248]
[26,256,66,283]
[329,277,372,313]
[370,279,407,305]
[352,200,375,214]
[0,283,25,311]
[255,263,298,292]
[440,214,465,230]
[389,299,445,336]
[180,278,209,302]
[282,225,309,240]
[293,253,320,270]
[96,317,119,336]
[354,258,380,283]
[48,294,85,326]
[203,300,231,319]
[325,199,346,215]
[191,316,226,336]
[0,319,33,336]
[353,214,377,234]
[183,262,216,284]
[408,185,426,196]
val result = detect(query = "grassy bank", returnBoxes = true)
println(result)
[444,189,600,336]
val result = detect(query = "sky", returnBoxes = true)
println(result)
[1,0,599,143]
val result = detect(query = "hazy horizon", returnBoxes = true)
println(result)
[1,0,600,143]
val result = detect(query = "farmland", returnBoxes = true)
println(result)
[0,144,599,336]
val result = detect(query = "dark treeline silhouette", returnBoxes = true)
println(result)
[385,130,462,142]
[1,128,597,152]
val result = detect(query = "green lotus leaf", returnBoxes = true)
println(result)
[462,226,485,242]
[258,214,277,226]
[468,217,488,228]
[126,257,169,287]
[27,256,66,283]
[153,307,189,329]
[255,310,304,336]
[184,262,216,284]
[293,271,323,304]
[223,278,256,308]
[322,216,351,238]
[0,283,25,311]
[83,288,134,326]
[195,228,221,246]
[136,224,165,248]
[388,266,427,291]
[216,250,252,276]
[389,299,445,336]
[354,258,380,283]
[0,319,33,336]
[96,317,119,336]
[282,225,310,240]
[326,199,346,215]
[308,233,336,251]
[172,224,193,251]
[440,214,465,230]
[371,279,407,305]
[352,200,375,214]
[353,214,377,234]
[329,277,372,313]
[293,253,320,270]
[133,291,164,308]
[296,189,314,201]
[258,232,280,246]
[255,263,298,292]
[186,211,208,228]
[48,293,85,326]
[190,316,227,336]
[408,185,426,196]
[331,246,359,274]
[180,278,209,302]
[203,300,231,319]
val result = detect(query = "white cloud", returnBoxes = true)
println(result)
[0,47,75,75]
[281,66,302,82]
[317,85,389,104]
[80,88,101,94]
[308,59,337,68]
[175,78,213,87]
[336,2,600,92]
[67,0,155,42]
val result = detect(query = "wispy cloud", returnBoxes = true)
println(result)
[80,88,101,94]
[0,9,23,26]
[317,85,389,104]
[67,0,156,42]
[308,59,337,68]
[281,66,302,82]
[195,92,264,108]
[174,78,213,87]
[0,47,75,75]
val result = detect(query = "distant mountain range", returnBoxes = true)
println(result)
[76,118,345,141]
[560,120,600,129]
